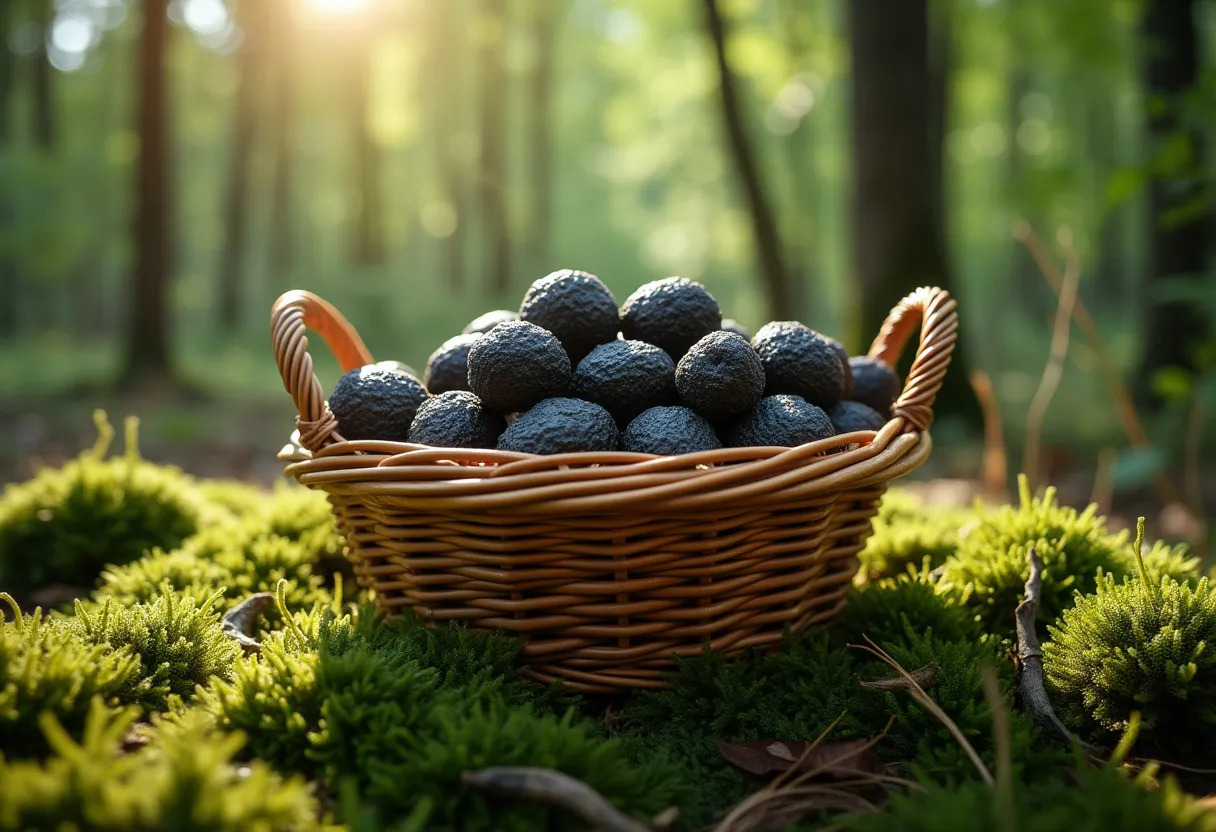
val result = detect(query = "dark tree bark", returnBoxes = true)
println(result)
[528,0,555,272]
[848,0,974,420]
[1136,0,1208,403]
[267,0,295,287]
[349,49,384,267]
[216,0,267,330]
[122,0,173,383]
[30,2,55,149]
[778,0,813,319]
[701,0,793,321]
[478,0,511,294]
[427,0,465,291]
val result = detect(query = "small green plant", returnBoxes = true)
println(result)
[857,488,972,582]
[0,700,327,831]
[1044,519,1216,751]
[0,412,202,592]
[835,571,983,648]
[68,587,241,712]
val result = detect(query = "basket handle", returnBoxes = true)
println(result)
[271,290,375,452]
[866,286,959,433]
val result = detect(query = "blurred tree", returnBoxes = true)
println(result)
[0,3,13,144]
[478,0,511,293]
[123,0,173,384]
[30,0,54,149]
[528,0,556,272]
[427,0,466,291]
[848,0,974,420]
[1136,0,1209,404]
[350,44,384,267]
[701,0,792,321]
[267,0,296,287]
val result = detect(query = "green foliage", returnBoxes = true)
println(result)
[0,701,328,831]
[68,587,240,712]
[1044,526,1216,751]
[0,595,139,759]
[0,413,202,592]
[835,571,983,648]
[857,489,971,582]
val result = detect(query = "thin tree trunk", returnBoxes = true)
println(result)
[267,0,295,287]
[529,0,555,271]
[216,0,265,330]
[0,2,14,144]
[122,0,172,383]
[478,0,510,294]
[1137,0,1207,403]
[778,0,814,321]
[0,5,14,337]
[701,0,792,321]
[30,2,54,149]
[428,0,465,291]
[350,51,384,266]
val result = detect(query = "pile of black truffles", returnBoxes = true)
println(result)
[325,269,902,455]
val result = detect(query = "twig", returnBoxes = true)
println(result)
[460,767,664,832]
[1014,220,1181,508]
[220,593,274,655]
[970,370,1009,502]
[1090,448,1118,517]
[981,664,1015,832]
[860,662,940,691]
[1022,226,1081,492]
[1014,548,1093,751]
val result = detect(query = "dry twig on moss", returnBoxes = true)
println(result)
[220,592,274,655]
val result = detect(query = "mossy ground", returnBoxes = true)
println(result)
[1,425,1213,831]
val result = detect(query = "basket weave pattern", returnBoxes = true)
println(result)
[271,287,958,692]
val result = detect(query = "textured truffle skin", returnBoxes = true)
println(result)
[423,334,480,394]
[849,356,902,416]
[462,309,519,335]
[727,394,835,448]
[827,400,887,434]
[619,277,722,360]
[722,319,752,341]
[467,321,572,414]
[328,363,430,442]
[497,398,619,455]
[675,331,765,420]
[519,269,619,364]
[408,391,504,449]
[621,406,721,456]
[751,321,846,408]
[573,340,677,426]
[826,338,854,400]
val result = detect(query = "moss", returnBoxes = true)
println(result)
[0,412,202,593]
[834,572,983,648]
[0,701,327,831]
[856,489,972,582]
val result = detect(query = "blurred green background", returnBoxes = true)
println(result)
[0,0,1212,543]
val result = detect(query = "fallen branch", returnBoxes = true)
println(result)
[220,593,274,655]
[461,767,671,832]
[860,662,940,691]
[969,370,1009,503]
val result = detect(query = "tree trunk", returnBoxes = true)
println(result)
[778,0,813,320]
[30,2,55,149]
[848,0,974,420]
[216,0,265,330]
[267,0,295,287]
[478,0,511,294]
[1136,0,1207,403]
[427,0,465,291]
[350,51,384,266]
[0,5,13,337]
[0,2,14,144]
[122,0,172,384]
[528,0,555,272]
[701,0,792,321]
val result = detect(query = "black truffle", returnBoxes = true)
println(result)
[674,331,765,420]
[519,269,619,364]
[467,321,571,414]
[751,321,846,408]
[826,337,853,400]
[619,277,722,360]
[497,398,620,455]
[573,340,677,426]
[423,334,480,394]
[827,400,887,435]
[621,406,721,456]
[328,363,430,442]
[408,391,505,449]
[727,394,835,448]
[722,318,752,340]
[463,309,519,335]
[849,356,902,416]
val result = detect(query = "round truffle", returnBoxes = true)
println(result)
[619,277,722,360]
[467,321,572,414]
[826,337,854,400]
[573,340,677,426]
[497,398,620,455]
[423,334,480,395]
[827,400,887,435]
[463,309,520,335]
[722,319,752,341]
[408,391,504,449]
[849,356,902,416]
[621,406,721,456]
[727,394,835,448]
[519,269,619,364]
[751,321,846,408]
[675,331,765,420]
[328,363,430,442]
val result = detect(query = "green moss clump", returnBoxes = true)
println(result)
[68,587,240,712]
[0,413,202,593]
[0,595,139,759]
[835,572,982,648]
[0,701,327,831]
[856,488,971,582]
[1044,521,1216,752]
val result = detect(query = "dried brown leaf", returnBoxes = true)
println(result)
[860,662,940,691]
[717,738,884,779]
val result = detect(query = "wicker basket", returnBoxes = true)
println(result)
[270,286,958,693]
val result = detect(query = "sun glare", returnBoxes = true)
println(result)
[307,0,370,13]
